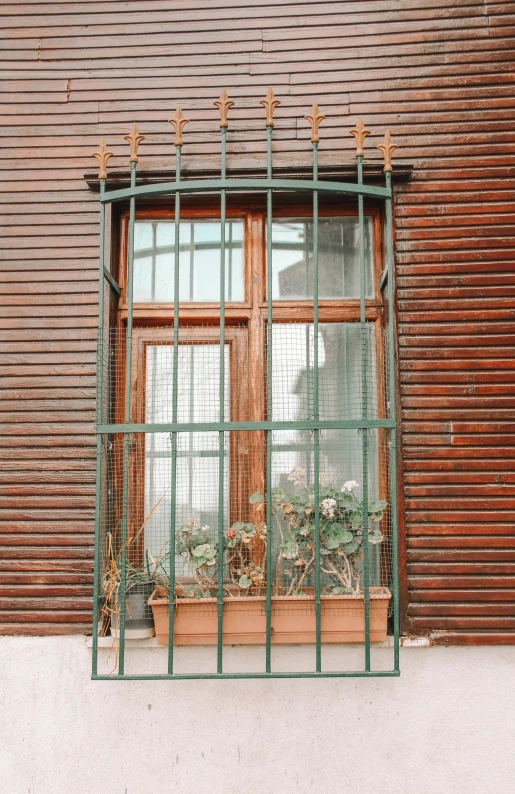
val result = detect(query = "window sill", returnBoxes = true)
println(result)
[86,635,431,650]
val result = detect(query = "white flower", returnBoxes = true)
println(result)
[319,473,329,487]
[342,480,359,493]
[201,525,210,532]
[321,497,337,519]
[187,517,198,527]
[287,466,306,486]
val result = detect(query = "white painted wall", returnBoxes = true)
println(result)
[1,636,514,794]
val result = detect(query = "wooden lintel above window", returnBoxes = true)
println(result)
[84,162,413,192]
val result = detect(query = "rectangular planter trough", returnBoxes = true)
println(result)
[148,587,391,645]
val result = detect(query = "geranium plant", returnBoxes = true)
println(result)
[172,468,386,598]
[174,517,266,597]
[250,468,387,596]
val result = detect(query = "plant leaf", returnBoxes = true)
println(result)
[280,539,299,559]
[369,499,387,513]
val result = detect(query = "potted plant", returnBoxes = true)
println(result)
[100,536,157,639]
[149,520,269,645]
[100,493,172,639]
[248,469,391,643]
[148,469,391,645]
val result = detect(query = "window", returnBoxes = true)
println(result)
[114,199,387,596]
[92,103,399,679]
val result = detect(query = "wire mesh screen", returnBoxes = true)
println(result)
[96,324,395,674]
[92,95,399,678]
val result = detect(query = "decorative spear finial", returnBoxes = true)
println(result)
[169,107,190,147]
[349,118,370,157]
[304,103,326,144]
[214,89,234,129]
[124,122,145,164]
[91,139,113,180]
[259,88,281,127]
[377,131,397,172]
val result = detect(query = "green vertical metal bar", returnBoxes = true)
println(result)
[228,220,233,301]
[217,125,227,673]
[265,124,273,674]
[385,170,400,671]
[358,154,371,671]
[304,229,311,484]
[118,160,137,675]
[312,142,321,673]
[187,230,194,512]
[168,145,181,675]
[305,324,311,486]
[92,177,106,677]
[188,346,194,509]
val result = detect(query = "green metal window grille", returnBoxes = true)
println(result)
[91,92,400,680]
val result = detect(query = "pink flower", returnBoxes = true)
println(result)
[226,527,237,540]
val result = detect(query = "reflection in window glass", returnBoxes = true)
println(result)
[271,216,373,299]
[270,321,379,545]
[143,343,230,573]
[133,220,244,302]
[271,322,376,422]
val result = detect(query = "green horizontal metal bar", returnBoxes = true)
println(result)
[103,267,121,295]
[101,178,391,204]
[97,418,396,434]
[93,670,400,681]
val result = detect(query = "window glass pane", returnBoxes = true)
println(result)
[133,219,244,302]
[269,322,380,588]
[271,322,377,423]
[143,343,230,573]
[270,322,381,590]
[270,216,373,299]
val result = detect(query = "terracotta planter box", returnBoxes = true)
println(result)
[148,587,391,645]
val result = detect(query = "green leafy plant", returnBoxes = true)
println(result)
[174,518,266,597]
[250,468,386,596]
[165,470,386,600]
[100,491,171,633]
[175,521,218,594]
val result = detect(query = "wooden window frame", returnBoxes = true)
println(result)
[114,195,389,577]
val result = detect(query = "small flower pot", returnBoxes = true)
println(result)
[148,587,391,645]
[111,581,155,639]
